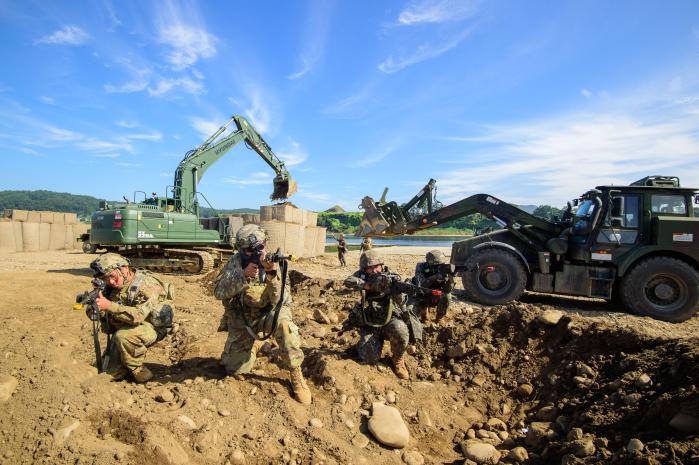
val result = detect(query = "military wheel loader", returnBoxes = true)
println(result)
[358,176,699,322]
[86,115,297,274]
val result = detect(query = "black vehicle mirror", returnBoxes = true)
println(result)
[573,199,579,207]
[611,218,623,228]
[694,194,699,205]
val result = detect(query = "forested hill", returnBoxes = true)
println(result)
[0,190,258,219]
[0,190,104,219]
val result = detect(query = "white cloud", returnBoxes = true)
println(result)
[35,25,90,45]
[126,131,163,141]
[244,92,272,134]
[93,153,120,158]
[158,23,217,70]
[276,139,308,167]
[160,172,173,177]
[45,126,84,142]
[251,172,272,179]
[397,0,478,26]
[115,120,138,128]
[19,147,40,156]
[580,88,593,98]
[147,77,205,96]
[223,177,271,186]
[190,117,224,140]
[350,144,399,167]
[105,80,149,94]
[192,69,205,80]
[436,92,699,206]
[378,28,472,73]
[287,1,333,80]
[40,96,55,105]
[77,138,134,154]
[115,162,143,167]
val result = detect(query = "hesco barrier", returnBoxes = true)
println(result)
[0,221,14,252]
[260,205,318,227]
[2,209,77,224]
[0,215,89,252]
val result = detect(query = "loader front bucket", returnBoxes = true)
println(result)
[357,196,393,236]
[271,176,298,201]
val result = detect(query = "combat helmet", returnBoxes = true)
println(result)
[90,253,130,277]
[360,249,383,269]
[236,224,267,251]
[426,249,447,265]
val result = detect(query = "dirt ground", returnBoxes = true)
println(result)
[0,249,697,465]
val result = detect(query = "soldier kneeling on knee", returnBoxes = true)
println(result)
[408,249,455,323]
[88,253,175,383]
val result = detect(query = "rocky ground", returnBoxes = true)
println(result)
[0,249,697,465]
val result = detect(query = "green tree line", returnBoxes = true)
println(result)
[0,190,105,219]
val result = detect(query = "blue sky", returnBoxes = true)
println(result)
[1,0,698,211]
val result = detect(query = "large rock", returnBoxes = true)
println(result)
[460,440,501,465]
[462,407,485,425]
[446,341,468,358]
[507,447,529,462]
[526,422,557,447]
[368,402,410,449]
[538,310,563,325]
[669,412,699,434]
[51,419,80,445]
[0,375,18,402]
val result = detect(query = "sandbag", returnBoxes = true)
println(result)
[22,222,40,252]
[0,221,14,252]
[39,223,51,250]
[49,223,66,250]
[13,222,23,251]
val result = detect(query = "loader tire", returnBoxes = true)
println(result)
[82,241,97,254]
[461,248,527,305]
[620,256,699,322]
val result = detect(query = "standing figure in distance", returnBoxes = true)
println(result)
[337,233,347,267]
[214,224,312,404]
[88,253,175,383]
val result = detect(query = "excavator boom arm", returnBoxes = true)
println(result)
[173,115,296,212]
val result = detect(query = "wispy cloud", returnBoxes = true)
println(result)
[277,139,308,166]
[126,131,162,141]
[244,91,272,134]
[115,120,138,128]
[77,138,134,154]
[19,147,40,156]
[105,80,149,94]
[287,0,334,80]
[322,85,376,118]
[147,77,205,96]
[580,88,593,98]
[350,143,400,167]
[93,153,120,158]
[378,28,473,73]
[35,25,90,45]
[397,0,479,26]
[223,171,273,186]
[158,22,217,71]
[190,116,224,140]
[160,172,173,177]
[39,96,56,105]
[435,90,699,205]
[114,162,143,167]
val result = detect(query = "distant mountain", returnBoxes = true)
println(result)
[0,190,104,219]
[325,205,346,213]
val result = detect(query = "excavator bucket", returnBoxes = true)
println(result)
[271,176,298,201]
[357,196,397,236]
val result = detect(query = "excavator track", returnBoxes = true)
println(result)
[123,248,217,275]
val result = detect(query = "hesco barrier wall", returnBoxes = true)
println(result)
[257,204,325,258]
[0,209,88,252]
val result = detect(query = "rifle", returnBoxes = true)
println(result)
[74,278,112,373]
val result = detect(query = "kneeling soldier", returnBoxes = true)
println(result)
[89,253,175,383]
[343,250,414,379]
[214,224,312,405]
[409,249,455,323]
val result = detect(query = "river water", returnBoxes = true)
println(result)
[325,234,468,248]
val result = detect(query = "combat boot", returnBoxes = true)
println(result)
[110,365,131,381]
[289,367,312,405]
[391,355,410,380]
[132,366,153,383]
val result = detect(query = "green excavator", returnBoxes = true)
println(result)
[358,176,699,322]
[84,115,297,274]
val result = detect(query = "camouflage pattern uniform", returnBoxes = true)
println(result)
[359,237,373,255]
[343,264,410,369]
[407,249,454,322]
[337,235,347,267]
[214,253,303,374]
[103,271,174,371]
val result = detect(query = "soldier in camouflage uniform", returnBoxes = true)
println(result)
[90,253,175,383]
[214,224,312,405]
[359,236,373,255]
[343,250,411,379]
[337,234,347,267]
[408,249,454,323]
